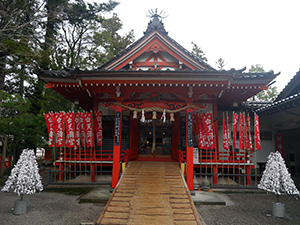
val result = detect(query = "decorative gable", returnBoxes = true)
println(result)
[102,16,215,72]
[126,41,185,71]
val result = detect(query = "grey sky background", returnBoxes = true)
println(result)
[110,0,300,92]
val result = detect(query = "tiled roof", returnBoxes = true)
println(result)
[275,69,300,101]
[256,92,300,115]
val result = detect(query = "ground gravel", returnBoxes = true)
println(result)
[197,192,300,225]
[0,189,105,225]
[1,188,300,225]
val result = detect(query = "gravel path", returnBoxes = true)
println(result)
[1,188,300,225]
[197,192,300,225]
[0,189,105,225]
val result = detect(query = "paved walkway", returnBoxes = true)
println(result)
[97,161,201,225]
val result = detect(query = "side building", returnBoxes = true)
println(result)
[256,70,300,177]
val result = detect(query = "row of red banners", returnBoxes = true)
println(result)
[223,112,261,151]
[193,113,215,150]
[44,112,103,148]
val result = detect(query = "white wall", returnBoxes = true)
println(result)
[216,111,275,164]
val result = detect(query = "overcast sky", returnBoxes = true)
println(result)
[109,0,300,93]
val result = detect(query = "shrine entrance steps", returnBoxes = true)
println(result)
[97,161,201,225]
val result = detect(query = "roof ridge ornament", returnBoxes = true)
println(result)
[144,8,168,35]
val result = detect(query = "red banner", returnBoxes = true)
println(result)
[198,114,206,149]
[44,113,54,147]
[74,113,81,148]
[239,113,244,150]
[247,114,253,151]
[233,112,238,149]
[84,112,94,147]
[243,112,248,150]
[95,111,103,146]
[255,113,261,150]
[275,133,284,157]
[202,113,215,150]
[65,112,75,148]
[80,112,86,147]
[223,113,228,150]
[54,112,65,147]
[226,113,230,149]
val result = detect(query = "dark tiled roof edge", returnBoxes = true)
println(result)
[256,92,300,114]
[275,69,300,101]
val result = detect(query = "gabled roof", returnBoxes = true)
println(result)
[99,16,216,72]
[275,69,300,101]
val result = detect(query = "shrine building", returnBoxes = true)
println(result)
[39,14,277,190]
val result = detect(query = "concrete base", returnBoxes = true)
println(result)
[80,188,226,206]
[13,200,27,215]
[80,188,112,203]
[192,191,226,205]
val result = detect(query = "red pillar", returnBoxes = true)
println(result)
[91,164,95,182]
[213,165,218,184]
[246,166,251,185]
[112,106,122,188]
[129,114,139,160]
[186,108,194,190]
[213,99,219,160]
[171,113,180,161]
[58,163,63,181]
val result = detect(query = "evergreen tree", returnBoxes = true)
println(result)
[191,42,207,62]
[1,149,43,198]
[258,151,299,198]
[248,64,278,101]
[216,58,226,70]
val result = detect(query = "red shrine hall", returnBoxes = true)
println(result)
[39,15,277,190]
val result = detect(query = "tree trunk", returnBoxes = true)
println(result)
[0,63,5,122]
[0,136,8,177]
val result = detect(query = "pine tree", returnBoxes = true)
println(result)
[1,149,43,198]
[258,151,299,198]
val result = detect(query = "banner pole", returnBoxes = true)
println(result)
[254,112,257,186]
[222,112,225,186]
[238,112,241,186]
[243,112,246,186]
[227,112,230,185]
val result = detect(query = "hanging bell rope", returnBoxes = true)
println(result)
[113,102,195,114]
[113,102,196,122]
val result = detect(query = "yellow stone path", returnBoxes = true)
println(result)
[97,161,201,225]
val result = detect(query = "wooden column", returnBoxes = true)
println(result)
[246,166,251,185]
[129,114,139,160]
[91,164,95,182]
[171,113,180,161]
[213,99,219,159]
[213,100,219,185]
[112,105,123,188]
[213,165,218,184]
[186,108,194,190]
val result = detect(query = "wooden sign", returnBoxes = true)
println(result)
[115,112,121,146]
[187,112,193,147]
